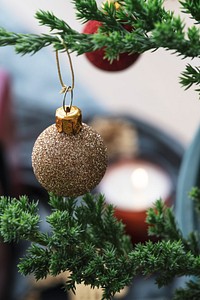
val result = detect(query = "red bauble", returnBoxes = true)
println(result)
[83,20,140,72]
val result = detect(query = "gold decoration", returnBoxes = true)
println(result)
[90,117,138,160]
[102,0,121,10]
[32,122,107,197]
[56,105,82,134]
[32,42,107,197]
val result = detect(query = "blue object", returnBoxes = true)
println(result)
[176,126,200,237]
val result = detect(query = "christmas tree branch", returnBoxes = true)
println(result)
[189,186,200,213]
[0,1,200,94]
[147,199,200,256]
[0,193,134,299]
[1,193,200,299]
[180,0,200,23]
[174,279,200,300]
[0,195,47,245]
[0,28,61,55]
[73,0,119,25]
[180,65,200,94]
[131,240,200,287]
[0,1,200,58]
[35,10,75,33]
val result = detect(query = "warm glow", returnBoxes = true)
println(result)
[131,168,149,189]
[99,160,172,210]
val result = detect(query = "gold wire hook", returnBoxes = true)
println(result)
[56,41,75,113]
[62,86,74,112]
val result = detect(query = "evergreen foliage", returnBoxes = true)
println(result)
[0,192,200,299]
[174,279,200,300]
[0,1,200,94]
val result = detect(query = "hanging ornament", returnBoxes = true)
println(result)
[32,45,108,197]
[82,1,140,72]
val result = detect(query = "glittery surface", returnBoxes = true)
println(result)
[32,123,108,197]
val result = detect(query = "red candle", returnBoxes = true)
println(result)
[99,159,173,243]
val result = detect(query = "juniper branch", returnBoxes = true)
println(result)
[117,0,169,31]
[132,240,200,287]
[180,64,200,94]
[35,10,74,33]
[151,17,200,58]
[72,0,105,23]
[174,279,200,300]
[189,187,200,213]
[180,0,200,24]
[0,1,199,58]
[0,27,61,55]
[146,199,200,256]
[0,1,200,96]
[0,195,47,245]
[1,194,200,299]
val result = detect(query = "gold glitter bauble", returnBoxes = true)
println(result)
[32,123,108,197]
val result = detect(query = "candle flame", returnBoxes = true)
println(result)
[131,168,149,189]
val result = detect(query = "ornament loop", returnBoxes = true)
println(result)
[56,41,75,112]
[62,86,74,113]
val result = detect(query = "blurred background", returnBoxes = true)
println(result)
[0,0,199,299]
[1,0,199,145]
